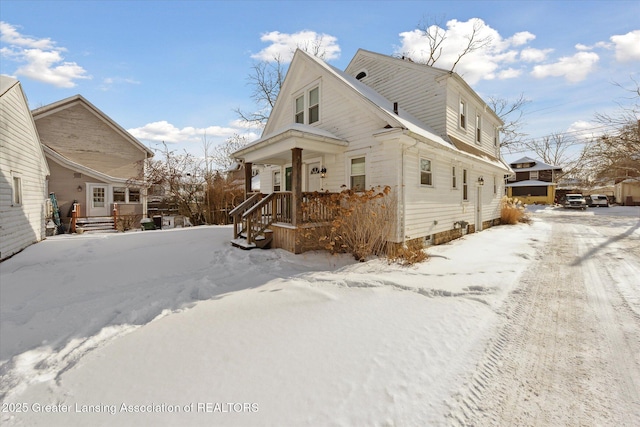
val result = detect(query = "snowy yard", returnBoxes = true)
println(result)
[1,206,639,426]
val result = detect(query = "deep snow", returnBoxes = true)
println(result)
[1,205,638,426]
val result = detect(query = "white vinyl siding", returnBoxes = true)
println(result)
[0,79,50,260]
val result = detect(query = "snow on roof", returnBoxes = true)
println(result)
[511,157,562,172]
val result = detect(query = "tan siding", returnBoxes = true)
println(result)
[35,104,145,179]
[0,81,49,260]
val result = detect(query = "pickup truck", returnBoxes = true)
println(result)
[564,194,587,210]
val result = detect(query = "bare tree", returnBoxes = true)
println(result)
[487,93,530,150]
[235,42,331,126]
[408,16,492,73]
[521,132,587,179]
[210,134,250,172]
[582,78,640,182]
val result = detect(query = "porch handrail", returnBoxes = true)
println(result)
[229,192,262,217]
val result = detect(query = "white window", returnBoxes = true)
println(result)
[530,171,539,180]
[459,99,467,130]
[420,158,433,186]
[463,169,468,201]
[476,114,482,144]
[273,170,281,192]
[308,87,319,124]
[113,187,141,203]
[494,126,499,147]
[452,166,457,189]
[294,85,320,125]
[350,157,366,191]
[12,174,22,206]
[113,187,126,202]
[493,175,497,196]
[295,95,304,124]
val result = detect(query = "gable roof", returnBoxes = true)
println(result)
[511,156,562,172]
[31,94,154,156]
[346,49,503,124]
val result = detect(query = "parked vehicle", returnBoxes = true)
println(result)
[564,194,588,210]
[588,195,610,207]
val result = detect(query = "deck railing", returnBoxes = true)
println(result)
[230,193,262,239]
[301,192,337,223]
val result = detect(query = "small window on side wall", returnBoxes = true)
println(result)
[129,188,141,203]
[350,157,366,191]
[295,95,304,124]
[459,99,467,130]
[273,170,281,192]
[452,166,457,189]
[308,87,319,124]
[12,175,22,206]
[463,169,468,201]
[420,158,433,186]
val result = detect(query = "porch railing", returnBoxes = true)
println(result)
[230,192,263,239]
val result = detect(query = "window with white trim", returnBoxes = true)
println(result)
[112,187,141,203]
[462,169,468,201]
[420,158,433,186]
[452,166,457,189]
[459,99,467,130]
[493,175,497,196]
[12,174,22,206]
[293,85,320,125]
[530,171,539,180]
[295,95,304,124]
[494,125,499,147]
[476,114,482,144]
[350,157,366,191]
[273,170,281,192]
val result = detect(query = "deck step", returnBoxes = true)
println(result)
[76,217,116,233]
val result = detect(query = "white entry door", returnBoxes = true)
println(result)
[88,184,109,217]
[307,162,321,192]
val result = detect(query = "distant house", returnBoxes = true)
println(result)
[231,48,512,253]
[614,179,640,205]
[32,95,154,231]
[0,76,50,260]
[505,156,562,205]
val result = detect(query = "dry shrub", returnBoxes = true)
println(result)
[116,214,142,232]
[500,196,529,224]
[387,238,428,265]
[299,186,396,261]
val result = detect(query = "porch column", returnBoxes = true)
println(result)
[244,162,253,197]
[291,148,302,227]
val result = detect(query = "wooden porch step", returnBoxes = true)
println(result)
[231,230,273,250]
[76,217,116,233]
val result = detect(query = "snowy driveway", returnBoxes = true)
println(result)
[1,207,639,426]
[450,207,640,426]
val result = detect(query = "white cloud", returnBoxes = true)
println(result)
[100,76,140,91]
[128,121,243,144]
[498,68,522,79]
[566,120,603,141]
[531,51,599,83]
[507,31,536,46]
[396,18,540,84]
[251,30,341,63]
[520,47,553,62]
[0,21,90,87]
[610,30,640,62]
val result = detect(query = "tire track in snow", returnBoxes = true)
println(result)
[447,217,640,426]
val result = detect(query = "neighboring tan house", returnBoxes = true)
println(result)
[614,179,640,205]
[505,156,563,205]
[0,76,50,261]
[231,48,512,253]
[32,95,154,231]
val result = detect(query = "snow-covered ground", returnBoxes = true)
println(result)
[1,205,638,426]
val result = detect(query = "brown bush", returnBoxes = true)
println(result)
[116,214,142,232]
[500,196,529,224]
[299,186,396,261]
[387,238,428,265]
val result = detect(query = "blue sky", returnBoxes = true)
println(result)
[1,0,639,163]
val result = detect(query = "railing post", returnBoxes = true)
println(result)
[291,148,302,227]
[113,203,118,230]
[71,203,79,233]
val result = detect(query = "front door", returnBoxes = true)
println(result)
[307,162,321,192]
[88,184,109,217]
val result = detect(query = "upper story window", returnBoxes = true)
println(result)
[308,87,319,124]
[476,114,482,144]
[459,99,467,130]
[294,85,320,125]
[295,95,304,124]
[494,125,499,147]
[530,171,539,180]
[420,158,433,186]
